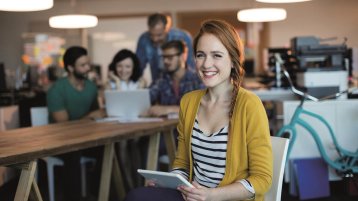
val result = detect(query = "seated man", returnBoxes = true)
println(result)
[47,46,104,201]
[47,46,103,122]
[141,40,203,169]
[147,40,203,117]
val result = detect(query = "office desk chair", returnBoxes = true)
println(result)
[265,136,289,201]
[30,107,96,201]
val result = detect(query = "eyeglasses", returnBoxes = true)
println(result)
[161,52,181,60]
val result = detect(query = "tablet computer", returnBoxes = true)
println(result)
[137,169,193,189]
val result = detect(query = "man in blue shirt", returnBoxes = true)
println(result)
[139,40,201,167]
[136,13,195,82]
[147,40,202,117]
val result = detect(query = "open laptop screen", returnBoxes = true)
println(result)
[104,89,151,118]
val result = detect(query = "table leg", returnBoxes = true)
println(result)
[98,143,114,201]
[98,143,126,201]
[13,160,43,201]
[112,152,126,200]
[163,129,177,169]
[29,179,43,201]
[146,132,160,171]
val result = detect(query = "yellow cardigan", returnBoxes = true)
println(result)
[173,88,273,201]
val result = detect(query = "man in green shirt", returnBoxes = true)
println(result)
[47,46,99,122]
[47,46,102,201]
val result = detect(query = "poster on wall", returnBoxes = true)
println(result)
[19,33,66,89]
[22,33,65,70]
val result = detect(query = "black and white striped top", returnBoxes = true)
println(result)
[172,119,256,196]
[191,118,228,187]
[173,118,228,188]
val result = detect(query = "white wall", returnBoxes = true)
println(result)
[0,0,357,73]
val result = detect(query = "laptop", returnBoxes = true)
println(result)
[104,89,151,119]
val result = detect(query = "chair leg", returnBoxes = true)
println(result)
[46,164,55,201]
[81,161,87,198]
[80,157,96,198]
[43,157,64,201]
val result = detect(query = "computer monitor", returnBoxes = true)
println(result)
[0,63,7,92]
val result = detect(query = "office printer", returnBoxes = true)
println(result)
[291,36,349,99]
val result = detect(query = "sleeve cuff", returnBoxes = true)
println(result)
[239,179,255,200]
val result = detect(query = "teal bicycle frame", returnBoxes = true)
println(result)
[273,53,358,175]
[276,97,358,175]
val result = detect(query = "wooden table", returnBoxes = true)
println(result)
[0,118,178,201]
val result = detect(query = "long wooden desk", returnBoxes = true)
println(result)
[0,118,178,201]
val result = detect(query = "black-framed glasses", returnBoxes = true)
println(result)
[161,52,181,60]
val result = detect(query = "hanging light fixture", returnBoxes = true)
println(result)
[237,8,287,22]
[49,14,98,29]
[49,0,98,29]
[256,0,311,3]
[0,0,53,12]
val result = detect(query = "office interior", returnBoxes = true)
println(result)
[1,0,358,201]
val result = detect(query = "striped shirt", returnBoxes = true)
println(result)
[172,118,255,197]
[191,118,228,187]
[172,118,228,187]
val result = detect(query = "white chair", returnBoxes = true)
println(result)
[31,107,64,201]
[265,136,289,201]
[30,107,96,201]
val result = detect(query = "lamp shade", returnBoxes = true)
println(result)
[237,8,287,22]
[49,14,98,29]
[256,0,311,3]
[0,0,53,11]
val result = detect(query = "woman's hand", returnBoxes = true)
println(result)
[108,71,121,82]
[138,77,147,88]
[178,181,217,201]
[145,179,157,187]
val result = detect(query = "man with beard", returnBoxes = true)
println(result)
[47,46,99,122]
[139,40,202,171]
[46,46,103,201]
[147,40,202,117]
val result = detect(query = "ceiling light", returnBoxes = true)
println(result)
[237,8,287,22]
[0,0,53,11]
[256,0,311,3]
[49,15,98,29]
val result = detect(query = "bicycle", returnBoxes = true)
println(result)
[274,54,358,176]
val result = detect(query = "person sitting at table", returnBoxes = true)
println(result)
[139,40,203,172]
[146,40,203,118]
[124,19,272,201]
[104,48,147,189]
[106,49,147,90]
[98,49,147,108]
[47,46,104,201]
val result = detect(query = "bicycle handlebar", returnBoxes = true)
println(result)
[275,53,358,102]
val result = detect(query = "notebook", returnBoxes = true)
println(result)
[104,89,151,119]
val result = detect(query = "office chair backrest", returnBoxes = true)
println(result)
[30,107,49,126]
[265,136,289,201]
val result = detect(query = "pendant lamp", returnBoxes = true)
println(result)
[0,0,53,12]
[49,14,98,29]
[49,0,98,29]
[237,8,287,22]
[256,0,311,3]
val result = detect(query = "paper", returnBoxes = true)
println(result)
[95,117,163,123]
[117,117,163,123]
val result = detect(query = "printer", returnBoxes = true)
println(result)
[291,36,349,99]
